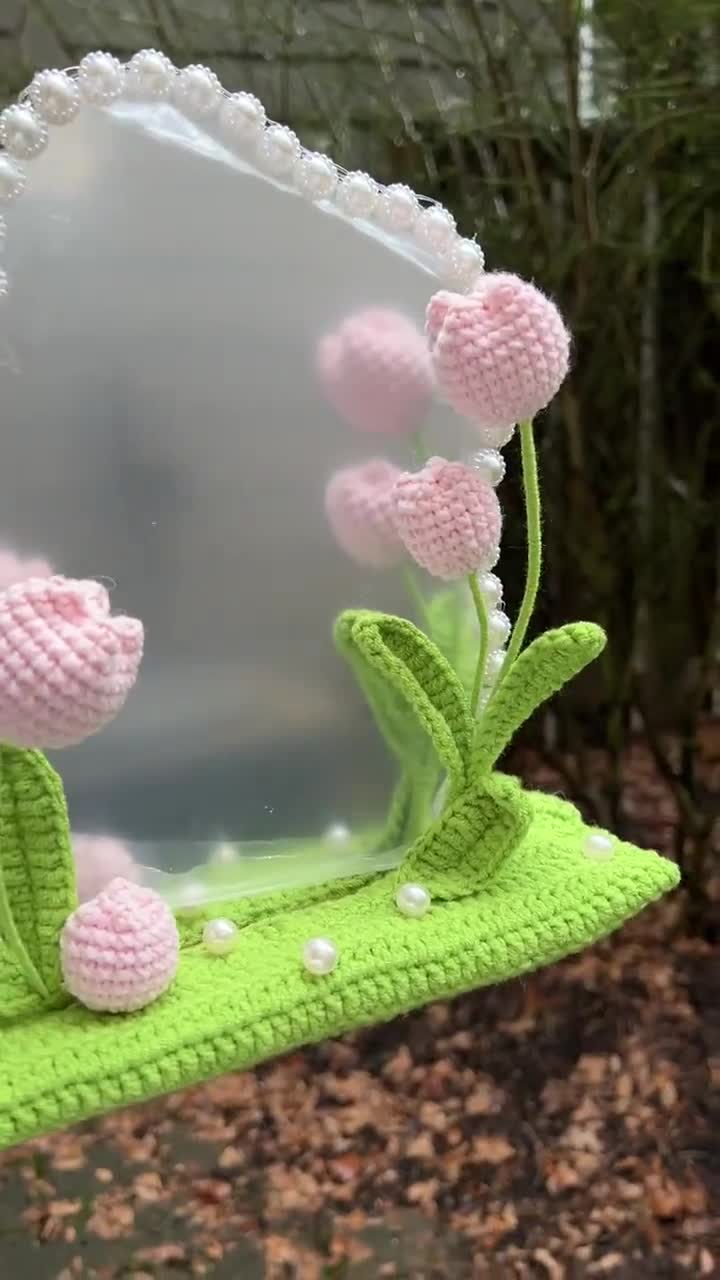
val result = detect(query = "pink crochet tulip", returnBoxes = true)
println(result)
[317,308,433,435]
[72,833,140,903]
[0,575,143,749]
[0,546,54,591]
[60,878,179,1013]
[426,273,570,438]
[393,457,501,581]
[325,459,405,568]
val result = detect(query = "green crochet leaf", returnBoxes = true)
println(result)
[397,771,532,899]
[335,610,474,794]
[474,623,607,772]
[0,746,76,1005]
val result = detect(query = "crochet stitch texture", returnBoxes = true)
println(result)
[394,458,501,580]
[426,274,570,430]
[60,878,179,1012]
[0,577,143,748]
[0,608,678,1148]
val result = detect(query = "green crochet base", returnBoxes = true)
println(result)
[0,786,677,1149]
[0,608,680,1150]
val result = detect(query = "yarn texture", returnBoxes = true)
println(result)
[427,273,570,431]
[0,576,143,748]
[394,458,501,580]
[0,610,679,1149]
[60,878,178,1012]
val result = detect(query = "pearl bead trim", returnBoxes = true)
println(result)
[3,50,485,302]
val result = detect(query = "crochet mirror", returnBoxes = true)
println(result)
[0,51,678,1150]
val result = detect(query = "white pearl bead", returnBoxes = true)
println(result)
[126,49,176,100]
[336,171,379,219]
[584,832,614,860]
[77,52,125,105]
[443,238,485,288]
[173,65,221,118]
[378,183,419,231]
[395,882,431,918]
[325,822,350,842]
[219,91,266,144]
[29,69,81,124]
[0,269,8,300]
[488,609,512,651]
[0,104,49,160]
[296,152,337,201]
[415,204,456,252]
[302,936,338,976]
[470,448,505,487]
[0,155,26,204]
[0,215,5,246]
[259,124,300,176]
[484,648,506,685]
[203,917,239,956]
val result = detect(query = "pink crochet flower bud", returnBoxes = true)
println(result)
[317,308,433,435]
[60,878,179,1013]
[0,575,143,749]
[72,833,140,903]
[426,273,570,439]
[393,457,501,581]
[0,546,54,591]
[325,459,405,569]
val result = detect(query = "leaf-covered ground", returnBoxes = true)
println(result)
[1,741,718,1279]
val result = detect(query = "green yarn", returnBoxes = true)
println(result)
[0,784,678,1149]
[335,611,473,792]
[476,622,607,771]
[0,607,680,1150]
[0,747,76,1003]
[396,772,532,900]
[467,573,490,716]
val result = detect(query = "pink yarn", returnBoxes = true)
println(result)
[426,273,570,436]
[317,308,433,435]
[72,833,140,903]
[393,457,501,581]
[325,459,405,569]
[0,547,54,591]
[0,575,143,749]
[60,877,179,1013]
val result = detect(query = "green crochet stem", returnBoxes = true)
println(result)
[468,572,489,716]
[502,418,542,675]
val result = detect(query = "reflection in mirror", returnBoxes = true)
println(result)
[0,57,486,903]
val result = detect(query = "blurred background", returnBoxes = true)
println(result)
[0,3,718,1277]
